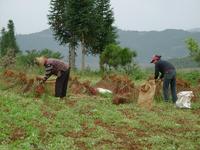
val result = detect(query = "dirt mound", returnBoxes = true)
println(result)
[112,95,132,105]
[3,69,15,77]
[176,78,191,92]
[1,70,46,97]
[96,74,139,104]
[69,77,97,95]
[176,78,199,102]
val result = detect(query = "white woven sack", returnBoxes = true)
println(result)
[176,91,193,109]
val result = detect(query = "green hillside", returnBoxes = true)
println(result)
[16,29,200,68]
[169,57,199,69]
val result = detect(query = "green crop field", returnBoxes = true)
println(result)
[0,70,200,150]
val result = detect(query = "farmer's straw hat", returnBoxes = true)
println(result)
[35,56,46,66]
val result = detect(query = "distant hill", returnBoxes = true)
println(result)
[187,28,200,33]
[16,28,200,69]
[169,57,199,69]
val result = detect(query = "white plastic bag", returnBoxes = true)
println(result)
[176,91,193,109]
[96,88,112,94]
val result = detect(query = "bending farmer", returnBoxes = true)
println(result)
[150,55,177,103]
[35,56,70,99]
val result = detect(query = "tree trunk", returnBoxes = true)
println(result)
[68,44,76,69]
[81,38,86,70]
[71,45,76,69]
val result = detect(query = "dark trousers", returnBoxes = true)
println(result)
[163,70,177,103]
[55,68,70,98]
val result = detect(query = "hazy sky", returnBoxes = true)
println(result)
[0,0,200,34]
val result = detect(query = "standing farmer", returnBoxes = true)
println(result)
[35,56,70,99]
[151,55,177,103]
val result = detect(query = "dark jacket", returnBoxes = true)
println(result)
[154,60,175,79]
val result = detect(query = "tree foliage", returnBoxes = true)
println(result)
[0,48,16,68]
[17,49,63,67]
[48,0,77,68]
[185,38,200,63]
[0,20,20,57]
[48,0,117,70]
[89,0,117,55]
[100,44,137,71]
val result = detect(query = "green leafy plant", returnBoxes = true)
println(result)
[100,44,137,72]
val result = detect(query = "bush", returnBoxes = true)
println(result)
[100,44,137,71]
[177,70,200,86]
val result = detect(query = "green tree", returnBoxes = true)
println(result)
[48,0,77,69]
[100,44,137,71]
[0,20,20,57]
[48,0,117,70]
[0,28,9,56]
[185,38,200,63]
[90,0,117,55]
[68,0,95,69]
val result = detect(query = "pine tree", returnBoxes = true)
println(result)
[0,20,20,57]
[48,0,77,69]
[0,28,9,56]
[48,0,117,70]
[64,0,95,70]
[91,0,117,55]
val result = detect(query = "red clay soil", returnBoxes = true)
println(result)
[23,79,34,92]
[69,77,97,95]
[35,84,45,97]
[118,109,135,119]
[94,119,149,150]
[3,70,15,77]
[112,95,132,105]
[9,127,26,141]
[18,72,28,84]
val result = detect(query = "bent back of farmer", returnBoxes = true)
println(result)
[35,56,70,99]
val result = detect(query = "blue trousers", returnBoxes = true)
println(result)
[162,70,177,103]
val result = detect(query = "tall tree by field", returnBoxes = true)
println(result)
[90,0,117,55]
[0,20,19,57]
[65,0,95,70]
[185,38,200,64]
[0,28,8,56]
[48,0,77,69]
[48,0,117,70]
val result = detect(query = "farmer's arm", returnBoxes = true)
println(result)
[154,65,159,79]
[159,72,164,79]
[44,64,53,82]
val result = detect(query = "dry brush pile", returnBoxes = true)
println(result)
[95,74,139,105]
[1,70,46,97]
[1,69,199,102]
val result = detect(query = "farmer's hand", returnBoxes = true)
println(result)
[39,78,45,84]
[160,78,164,81]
